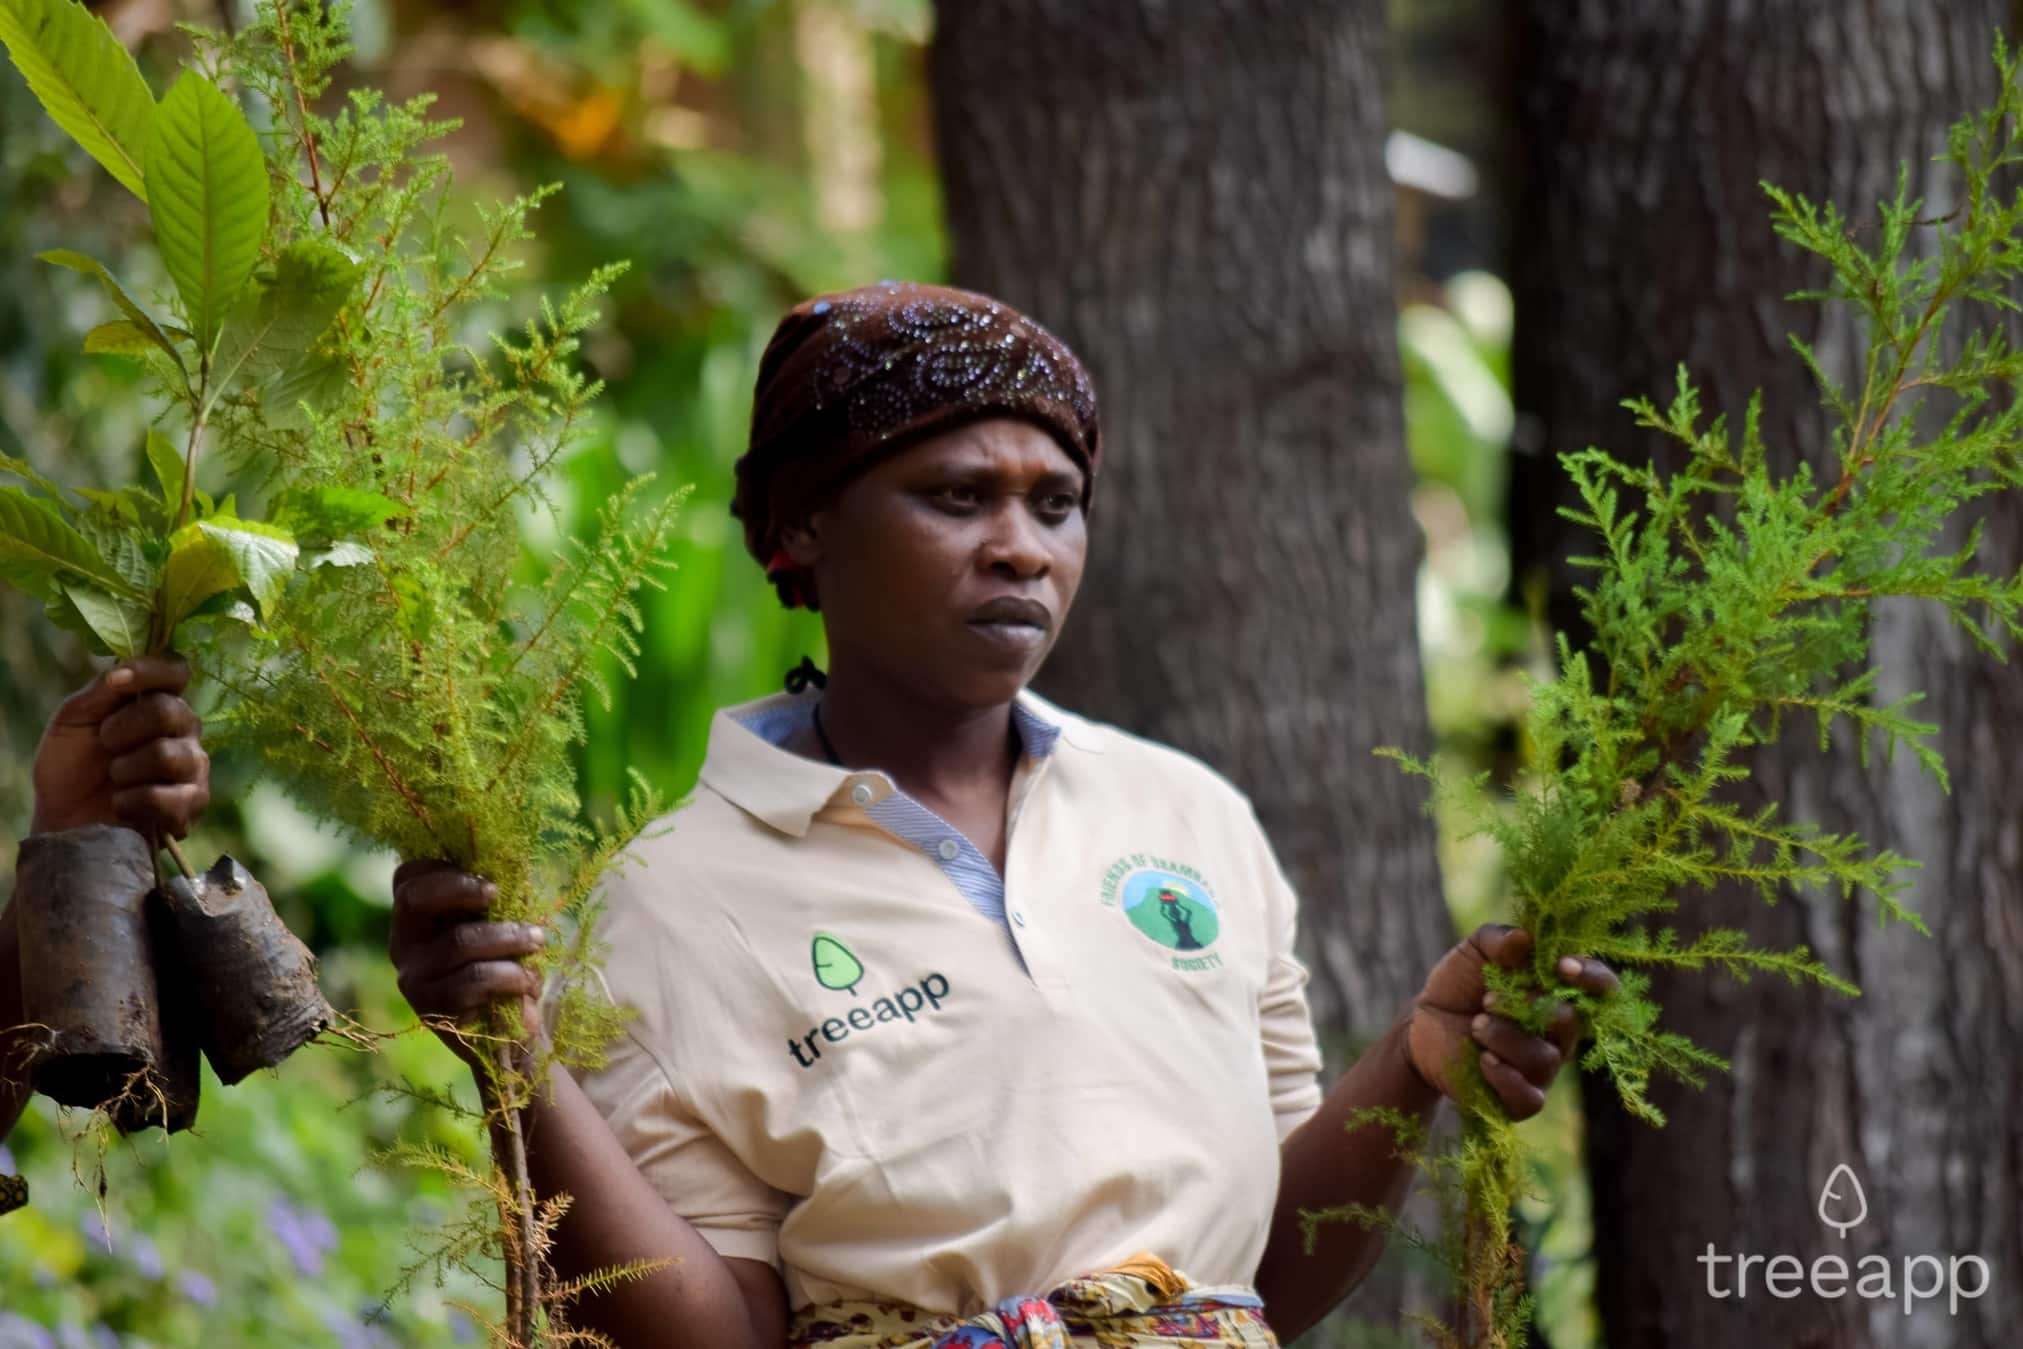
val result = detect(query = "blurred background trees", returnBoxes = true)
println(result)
[930,3,1452,1338]
[2,0,2012,1346]
[1507,3,2022,1346]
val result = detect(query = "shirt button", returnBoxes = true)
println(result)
[936,838,961,861]
[849,783,874,806]
[1012,910,1027,927]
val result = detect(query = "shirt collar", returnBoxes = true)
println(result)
[700,685,1101,838]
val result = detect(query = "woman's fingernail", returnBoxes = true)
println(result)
[1559,956,1583,979]
[1482,992,1498,1011]
[107,667,134,687]
[1481,1051,1501,1070]
[1471,1013,1490,1033]
[528,927,546,947]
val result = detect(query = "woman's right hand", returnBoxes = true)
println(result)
[389,860,547,1069]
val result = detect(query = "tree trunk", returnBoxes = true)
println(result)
[1508,3,2022,1346]
[930,2,1455,1341]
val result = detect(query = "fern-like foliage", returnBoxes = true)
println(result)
[1363,37,2023,1349]
[136,5,678,1343]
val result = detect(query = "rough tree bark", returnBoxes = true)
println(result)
[930,2,1456,1341]
[1508,3,2022,1346]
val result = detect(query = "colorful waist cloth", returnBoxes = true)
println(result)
[787,1252,1279,1349]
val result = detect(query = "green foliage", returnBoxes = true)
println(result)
[1366,38,2023,1349]
[1,0,942,1337]
[0,1,374,661]
[38,248,190,379]
[0,0,152,199]
[142,3,688,1339]
[6,0,688,1339]
[0,956,493,1346]
[146,70,270,352]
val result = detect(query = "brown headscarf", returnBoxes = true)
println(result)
[732,281,1102,609]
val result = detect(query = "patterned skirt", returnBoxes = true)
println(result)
[786,1251,1281,1349]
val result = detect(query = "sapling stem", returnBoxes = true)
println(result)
[174,407,204,534]
[161,837,195,881]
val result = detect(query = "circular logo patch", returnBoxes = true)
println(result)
[1120,868,1220,952]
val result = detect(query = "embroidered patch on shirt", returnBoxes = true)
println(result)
[1099,854,1226,971]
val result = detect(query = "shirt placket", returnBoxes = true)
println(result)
[831,749,1056,980]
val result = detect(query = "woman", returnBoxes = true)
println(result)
[390,282,1616,1348]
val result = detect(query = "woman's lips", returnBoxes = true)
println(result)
[965,618,1048,650]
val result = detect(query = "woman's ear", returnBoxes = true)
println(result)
[779,514,823,567]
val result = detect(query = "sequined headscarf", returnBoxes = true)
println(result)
[733,281,1102,609]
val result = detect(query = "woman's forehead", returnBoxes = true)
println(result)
[886,417,1084,477]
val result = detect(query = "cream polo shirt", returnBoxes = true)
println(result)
[571,685,1327,1316]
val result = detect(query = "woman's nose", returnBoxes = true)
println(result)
[981,504,1051,578]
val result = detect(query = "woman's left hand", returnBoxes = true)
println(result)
[30,655,209,840]
[1403,923,1617,1120]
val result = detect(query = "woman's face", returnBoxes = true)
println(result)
[785,416,1089,709]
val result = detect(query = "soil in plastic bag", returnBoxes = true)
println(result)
[108,888,202,1134]
[162,854,334,1085]
[13,824,190,1126]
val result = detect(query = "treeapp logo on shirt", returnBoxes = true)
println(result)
[1100,856,1224,971]
[788,931,952,1069]
[810,931,865,994]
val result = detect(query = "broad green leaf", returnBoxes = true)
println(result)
[175,597,261,643]
[210,239,361,396]
[0,484,133,595]
[0,0,154,199]
[71,485,138,523]
[37,250,186,379]
[181,589,256,624]
[73,484,166,532]
[0,557,57,603]
[270,485,405,543]
[146,428,183,505]
[263,351,350,429]
[303,540,373,569]
[0,450,65,501]
[159,522,240,634]
[43,586,110,650]
[145,72,268,350]
[196,518,296,618]
[56,581,150,657]
[73,512,156,594]
[82,319,157,356]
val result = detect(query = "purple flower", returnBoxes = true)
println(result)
[89,1329,119,1349]
[266,1197,336,1278]
[0,1143,15,1172]
[447,1310,477,1344]
[174,1269,218,1308]
[319,1311,382,1349]
[126,1234,163,1281]
[77,1211,110,1253]
[0,1310,58,1349]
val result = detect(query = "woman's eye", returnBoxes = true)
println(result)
[1038,493,1079,518]
[932,485,980,510]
